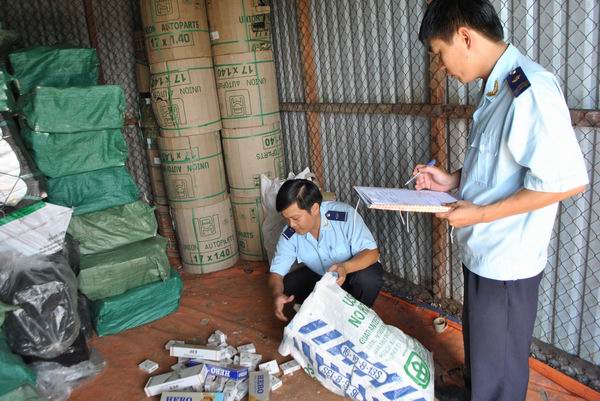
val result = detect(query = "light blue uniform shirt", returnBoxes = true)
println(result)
[456,44,589,281]
[270,201,378,277]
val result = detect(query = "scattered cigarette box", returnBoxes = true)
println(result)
[165,340,185,350]
[236,343,256,354]
[170,344,227,360]
[258,360,280,375]
[239,353,262,368]
[235,379,249,401]
[139,359,159,374]
[203,363,249,380]
[249,371,271,401]
[270,375,282,391]
[225,345,238,358]
[160,392,225,401]
[279,359,301,375]
[144,365,204,397]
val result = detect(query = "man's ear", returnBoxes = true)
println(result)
[456,26,472,49]
[310,202,320,216]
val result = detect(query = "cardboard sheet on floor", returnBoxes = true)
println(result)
[78,236,170,301]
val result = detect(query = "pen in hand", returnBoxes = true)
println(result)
[404,159,436,187]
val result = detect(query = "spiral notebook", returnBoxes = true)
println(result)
[354,186,459,213]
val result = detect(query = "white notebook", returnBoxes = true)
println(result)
[354,186,459,213]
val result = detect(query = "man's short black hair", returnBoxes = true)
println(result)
[276,179,322,213]
[419,0,504,44]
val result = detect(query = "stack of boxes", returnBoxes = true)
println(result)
[134,28,183,269]
[10,46,183,336]
[140,0,239,273]
[207,0,285,262]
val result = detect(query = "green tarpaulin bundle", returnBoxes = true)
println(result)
[91,268,182,336]
[20,127,128,178]
[47,166,139,215]
[8,46,98,95]
[0,385,39,401]
[78,235,170,301]
[68,200,157,255]
[0,67,15,112]
[17,85,124,133]
[0,331,36,398]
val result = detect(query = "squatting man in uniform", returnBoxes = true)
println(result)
[413,1,589,400]
[268,179,383,321]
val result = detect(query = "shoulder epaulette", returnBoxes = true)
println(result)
[282,226,295,240]
[506,66,531,98]
[325,210,347,222]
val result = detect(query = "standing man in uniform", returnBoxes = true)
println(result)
[268,179,383,321]
[414,1,589,400]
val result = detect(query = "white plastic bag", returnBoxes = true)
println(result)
[260,168,315,263]
[279,273,434,401]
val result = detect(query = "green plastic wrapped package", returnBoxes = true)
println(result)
[68,200,157,255]
[0,331,36,397]
[8,46,98,95]
[17,86,124,133]
[78,235,170,301]
[47,166,139,215]
[0,385,40,401]
[0,67,15,112]
[20,127,128,177]
[91,268,182,336]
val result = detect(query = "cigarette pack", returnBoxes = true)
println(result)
[258,360,279,375]
[160,392,224,401]
[270,375,282,391]
[236,343,256,354]
[279,359,301,375]
[249,371,271,401]
[144,365,204,396]
[203,363,249,380]
[239,352,262,368]
[139,359,159,373]
[170,344,227,360]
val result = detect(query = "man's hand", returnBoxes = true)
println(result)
[328,264,348,286]
[435,200,485,227]
[413,165,459,192]
[273,293,295,321]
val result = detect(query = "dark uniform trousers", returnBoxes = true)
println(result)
[463,265,543,401]
[283,262,384,307]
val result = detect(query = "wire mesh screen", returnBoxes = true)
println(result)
[271,0,600,373]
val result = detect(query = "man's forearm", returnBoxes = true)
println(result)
[482,186,586,223]
[343,248,380,274]
[450,169,461,190]
[269,273,285,297]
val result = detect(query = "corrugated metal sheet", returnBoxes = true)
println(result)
[272,0,600,366]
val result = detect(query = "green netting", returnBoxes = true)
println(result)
[91,268,182,337]
[47,166,139,216]
[17,85,124,133]
[0,66,15,112]
[68,200,157,255]
[20,127,128,178]
[78,235,170,301]
[8,46,98,95]
[0,331,36,397]
[0,385,40,401]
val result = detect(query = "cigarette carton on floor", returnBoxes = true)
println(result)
[160,392,224,401]
[202,363,248,380]
[144,364,204,396]
[249,371,270,401]
[170,344,227,360]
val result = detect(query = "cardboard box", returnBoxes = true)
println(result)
[214,51,280,129]
[171,197,239,274]
[170,344,227,360]
[144,365,205,397]
[231,194,264,262]
[249,371,270,401]
[157,132,227,208]
[140,0,211,64]
[206,0,271,56]
[150,57,221,133]
[222,123,284,198]
[160,392,224,401]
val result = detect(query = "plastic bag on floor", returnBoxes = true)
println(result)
[31,348,105,401]
[0,252,80,358]
[279,273,434,401]
[260,167,315,263]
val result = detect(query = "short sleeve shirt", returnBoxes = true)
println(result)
[269,201,378,277]
[456,44,589,280]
